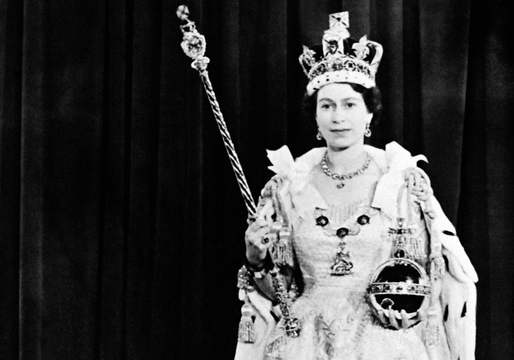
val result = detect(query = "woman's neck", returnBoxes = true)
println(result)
[326,143,367,173]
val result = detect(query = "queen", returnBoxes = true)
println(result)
[235,12,477,360]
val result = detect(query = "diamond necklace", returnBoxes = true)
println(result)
[320,151,372,189]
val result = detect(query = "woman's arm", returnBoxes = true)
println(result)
[244,175,298,301]
[405,167,478,359]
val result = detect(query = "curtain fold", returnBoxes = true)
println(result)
[0,0,512,359]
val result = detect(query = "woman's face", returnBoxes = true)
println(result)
[316,83,372,150]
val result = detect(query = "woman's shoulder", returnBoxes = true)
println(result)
[263,142,426,191]
[265,145,324,184]
[365,141,429,173]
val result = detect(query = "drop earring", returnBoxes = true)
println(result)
[316,130,323,141]
[364,123,372,138]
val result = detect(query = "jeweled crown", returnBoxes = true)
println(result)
[299,12,383,95]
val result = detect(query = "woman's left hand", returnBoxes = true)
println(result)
[376,308,423,330]
[404,167,433,202]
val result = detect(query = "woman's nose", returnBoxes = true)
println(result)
[332,107,346,123]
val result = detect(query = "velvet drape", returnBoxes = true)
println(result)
[0,0,512,359]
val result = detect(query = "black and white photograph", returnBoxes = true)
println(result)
[0,1,512,359]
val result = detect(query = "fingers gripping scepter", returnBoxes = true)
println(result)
[176,5,300,341]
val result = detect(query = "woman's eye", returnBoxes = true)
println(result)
[320,103,332,110]
[345,102,356,109]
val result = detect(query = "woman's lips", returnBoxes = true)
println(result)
[330,129,351,134]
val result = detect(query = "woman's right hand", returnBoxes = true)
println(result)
[245,216,273,267]
[376,308,423,330]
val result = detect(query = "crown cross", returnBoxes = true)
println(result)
[329,12,349,29]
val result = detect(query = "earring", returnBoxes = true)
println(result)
[364,123,372,138]
[316,130,323,141]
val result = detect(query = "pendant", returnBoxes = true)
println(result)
[336,182,345,189]
[330,248,353,276]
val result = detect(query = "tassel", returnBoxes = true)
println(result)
[423,307,440,347]
[424,258,444,350]
[271,229,294,266]
[237,298,256,343]
[430,255,446,281]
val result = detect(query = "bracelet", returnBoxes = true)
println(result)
[244,260,266,278]
[251,267,268,279]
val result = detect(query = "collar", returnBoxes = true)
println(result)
[266,142,427,219]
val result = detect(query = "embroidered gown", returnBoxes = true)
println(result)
[235,143,477,360]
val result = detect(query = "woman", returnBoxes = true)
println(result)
[235,12,477,360]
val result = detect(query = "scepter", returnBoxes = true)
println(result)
[176,5,256,217]
[176,5,301,342]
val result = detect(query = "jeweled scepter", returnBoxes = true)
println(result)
[176,5,255,216]
[176,4,300,342]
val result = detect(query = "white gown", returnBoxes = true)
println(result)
[235,142,477,360]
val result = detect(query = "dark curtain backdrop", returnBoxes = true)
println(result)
[0,0,512,359]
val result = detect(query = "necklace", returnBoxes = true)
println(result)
[320,151,372,189]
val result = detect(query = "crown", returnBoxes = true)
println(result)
[299,12,383,95]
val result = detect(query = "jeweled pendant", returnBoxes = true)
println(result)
[330,253,353,276]
[336,182,345,189]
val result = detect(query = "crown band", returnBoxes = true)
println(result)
[306,57,375,95]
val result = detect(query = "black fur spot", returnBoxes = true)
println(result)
[443,304,449,322]
[461,302,467,317]
[443,255,450,271]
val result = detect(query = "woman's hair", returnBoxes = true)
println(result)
[302,83,383,121]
